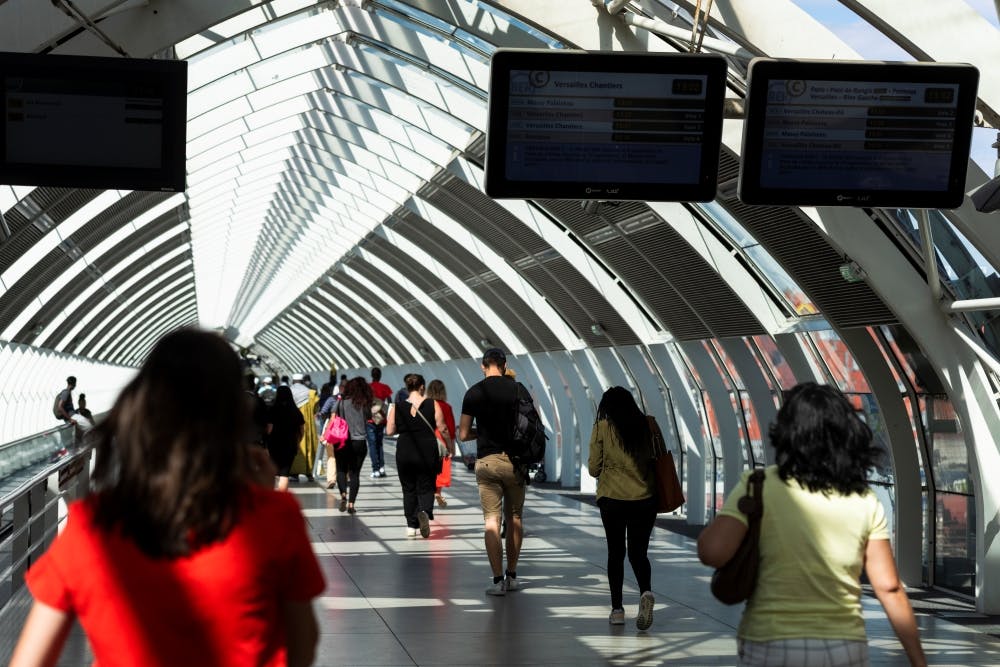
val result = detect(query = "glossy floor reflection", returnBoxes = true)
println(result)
[3,444,999,666]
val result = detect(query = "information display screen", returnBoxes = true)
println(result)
[485,50,727,201]
[738,59,979,209]
[0,52,187,192]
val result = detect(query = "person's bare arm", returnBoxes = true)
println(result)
[458,413,476,442]
[865,538,926,667]
[385,403,397,436]
[282,600,319,667]
[9,601,74,667]
[696,516,748,569]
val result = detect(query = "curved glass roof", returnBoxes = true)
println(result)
[0,0,995,371]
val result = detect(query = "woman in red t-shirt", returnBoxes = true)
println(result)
[11,329,325,667]
[425,379,456,507]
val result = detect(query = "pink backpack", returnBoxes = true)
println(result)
[322,402,349,448]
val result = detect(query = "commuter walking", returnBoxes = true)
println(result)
[425,379,456,507]
[54,376,76,423]
[698,382,926,667]
[331,377,371,514]
[317,388,337,487]
[267,385,305,492]
[312,382,333,479]
[587,387,658,630]
[367,367,393,478]
[289,374,318,480]
[11,328,323,667]
[458,348,526,595]
[386,373,447,538]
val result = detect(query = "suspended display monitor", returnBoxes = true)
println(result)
[485,49,728,201]
[0,51,187,192]
[738,58,979,209]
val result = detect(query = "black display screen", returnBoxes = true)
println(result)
[0,52,187,192]
[738,59,979,209]
[485,50,727,201]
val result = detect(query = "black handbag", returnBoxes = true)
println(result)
[710,469,765,605]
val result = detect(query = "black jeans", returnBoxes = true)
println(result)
[598,495,657,609]
[334,440,367,503]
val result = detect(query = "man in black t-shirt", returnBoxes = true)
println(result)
[459,348,525,596]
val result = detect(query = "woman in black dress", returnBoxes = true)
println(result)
[267,385,304,492]
[386,373,447,538]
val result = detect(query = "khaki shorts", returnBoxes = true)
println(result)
[475,453,525,520]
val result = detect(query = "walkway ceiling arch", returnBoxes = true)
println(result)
[0,0,993,374]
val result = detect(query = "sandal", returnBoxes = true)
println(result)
[339,497,347,512]
[435,494,447,507]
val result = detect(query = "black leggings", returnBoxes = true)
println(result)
[598,496,657,609]
[334,440,367,503]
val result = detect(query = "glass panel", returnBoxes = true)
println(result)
[929,396,970,493]
[740,390,765,465]
[884,209,1000,357]
[806,330,871,392]
[751,335,798,389]
[852,392,895,486]
[935,491,975,596]
[698,201,819,315]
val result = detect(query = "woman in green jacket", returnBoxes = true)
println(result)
[588,386,657,631]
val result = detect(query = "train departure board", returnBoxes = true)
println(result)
[738,59,979,209]
[485,50,727,201]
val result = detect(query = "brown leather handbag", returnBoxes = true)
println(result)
[647,415,684,513]
[711,469,765,605]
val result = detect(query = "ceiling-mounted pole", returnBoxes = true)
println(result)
[50,0,132,57]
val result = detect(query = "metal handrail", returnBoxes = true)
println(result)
[0,427,94,612]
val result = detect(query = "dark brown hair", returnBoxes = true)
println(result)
[403,373,425,393]
[90,328,251,558]
[343,376,373,409]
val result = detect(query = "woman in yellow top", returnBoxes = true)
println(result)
[587,386,657,631]
[698,382,926,667]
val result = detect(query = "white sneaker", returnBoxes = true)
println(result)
[609,608,625,625]
[485,580,505,596]
[504,575,519,592]
[417,510,430,538]
[370,471,378,479]
[636,591,654,631]
[406,527,418,538]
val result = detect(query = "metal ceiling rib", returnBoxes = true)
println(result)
[417,173,640,347]
[716,150,898,328]
[275,310,333,369]
[287,301,358,368]
[15,194,186,347]
[102,287,196,363]
[125,307,199,367]
[317,280,412,365]
[311,287,395,365]
[72,257,192,358]
[0,188,100,275]
[390,207,555,352]
[362,239,496,357]
[348,251,466,359]
[540,200,767,340]
[38,236,180,352]
[336,266,431,363]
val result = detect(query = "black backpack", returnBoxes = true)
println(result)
[508,383,546,466]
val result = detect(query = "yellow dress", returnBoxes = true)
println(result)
[290,388,319,476]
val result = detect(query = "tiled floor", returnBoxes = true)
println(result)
[3,445,1000,666]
